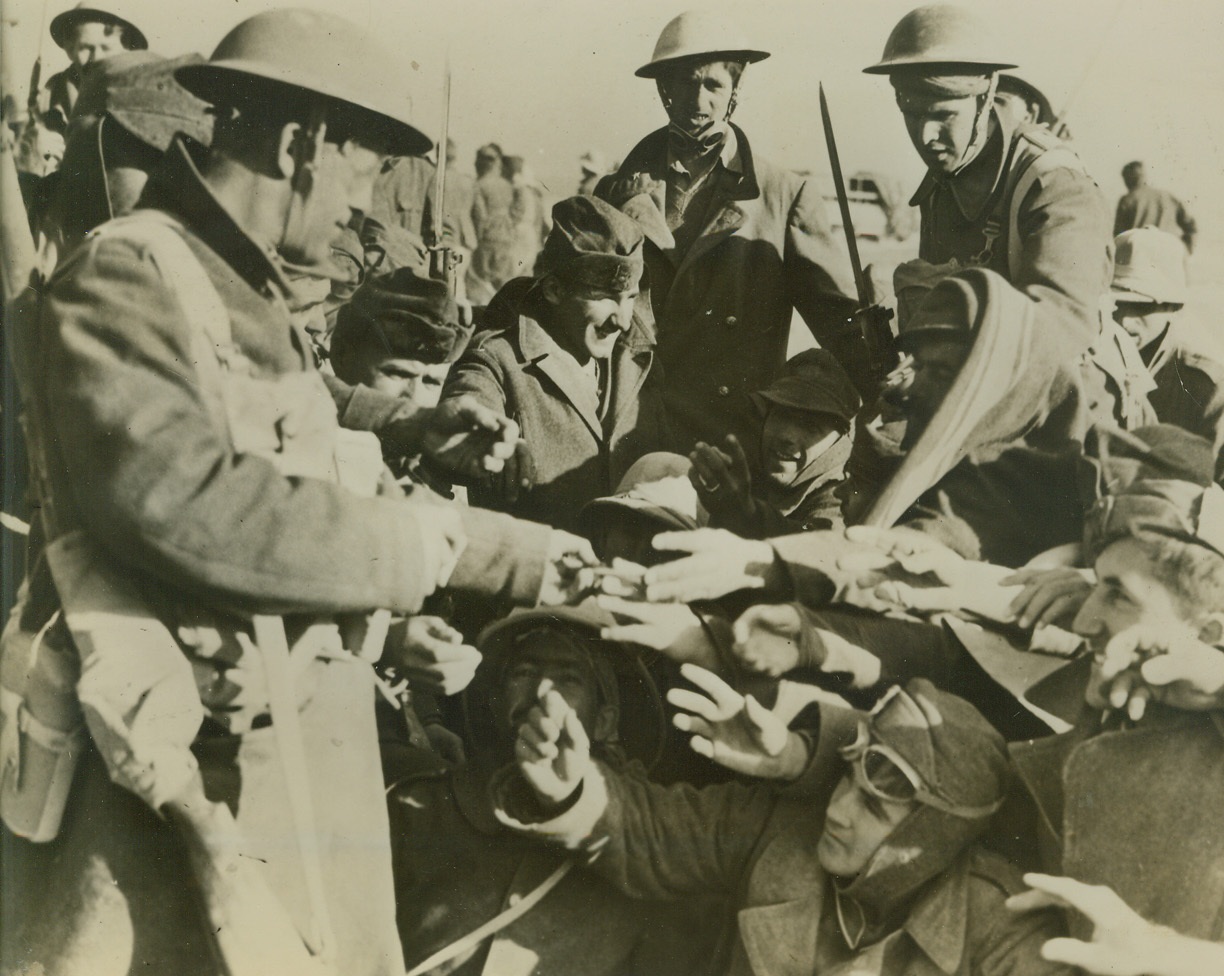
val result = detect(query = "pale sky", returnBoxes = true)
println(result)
[4,0,1222,247]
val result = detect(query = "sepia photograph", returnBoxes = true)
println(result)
[1,0,1222,973]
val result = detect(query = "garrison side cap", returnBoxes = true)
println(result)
[175,8,431,157]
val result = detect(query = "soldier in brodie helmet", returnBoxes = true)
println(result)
[0,9,598,975]
[596,9,871,460]
[867,4,1111,372]
[41,2,149,133]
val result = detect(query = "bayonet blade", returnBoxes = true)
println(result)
[819,83,868,307]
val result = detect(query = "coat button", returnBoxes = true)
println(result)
[725,315,737,326]
[717,385,730,397]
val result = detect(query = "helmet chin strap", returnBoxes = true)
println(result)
[949,72,999,176]
[280,102,329,264]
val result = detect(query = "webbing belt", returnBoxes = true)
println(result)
[404,859,574,976]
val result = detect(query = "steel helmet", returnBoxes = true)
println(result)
[996,73,1056,125]
[636,10,769,79]
[1112,228,1188,305]
[863,4,1016,75]
[176,8,430,156]
[49,2,148,51]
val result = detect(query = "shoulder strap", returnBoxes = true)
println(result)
[88,211,234,430]
[404,859,575,976]
[1004,135,1089,280]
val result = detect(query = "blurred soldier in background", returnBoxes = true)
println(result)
[40,2,148,132]
[1115,160,1197,253]
[577,149,607,196]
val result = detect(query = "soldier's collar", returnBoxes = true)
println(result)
[147,136,296,301]
[908,116,1012,221]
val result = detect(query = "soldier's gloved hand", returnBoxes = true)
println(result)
[393,616,481,697]
[538,531,599,606]
[669,664,809,780]
[515,680,591,810]
[421,395,521,477]
[643,529,781,603]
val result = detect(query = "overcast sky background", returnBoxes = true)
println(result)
[4,0,1222,258]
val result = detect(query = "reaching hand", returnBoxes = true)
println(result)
[730,604,803,677]
[1002,567,1094,630]
[1006,873,1219,976]
[537,532,600,606]
[395,616,481,696]
[515,680,592,808]
[689,436,756,526]
[643,529,778,603]
[596,595,720,670]
[1091,624,1224,720]
[668,664,806,780]
[421,395,523,478]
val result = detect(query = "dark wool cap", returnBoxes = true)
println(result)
[536,196,644,293]
[751,348,862,425]
[897,273,980,350]
[73,52,213,150]
[1084,425,1224,559]
[333,269,471,365]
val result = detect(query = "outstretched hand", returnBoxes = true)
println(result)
[421,395,524,479]
[689,436,757,527]
[596,595,720,670]
[643,529,779,603]
[515,680,592,808]
[395,616,481,696]
[668,664,807,780]
[1006,873,1220,976]
[1090,623,1224,720]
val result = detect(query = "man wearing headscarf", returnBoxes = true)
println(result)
[502,672,1072,976]
[597,9,867,455]
[689,349,862,538]
[868,5,1111,367]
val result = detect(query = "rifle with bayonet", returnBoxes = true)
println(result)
[819,83,898,386]
[426,57,464,300]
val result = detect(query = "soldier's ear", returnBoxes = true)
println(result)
[591,704,618,745]
[1198,615,1224,647]
[541,276,565,307]
[275,121,302,180]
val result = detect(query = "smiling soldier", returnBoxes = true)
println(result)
[439,195,669,531]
